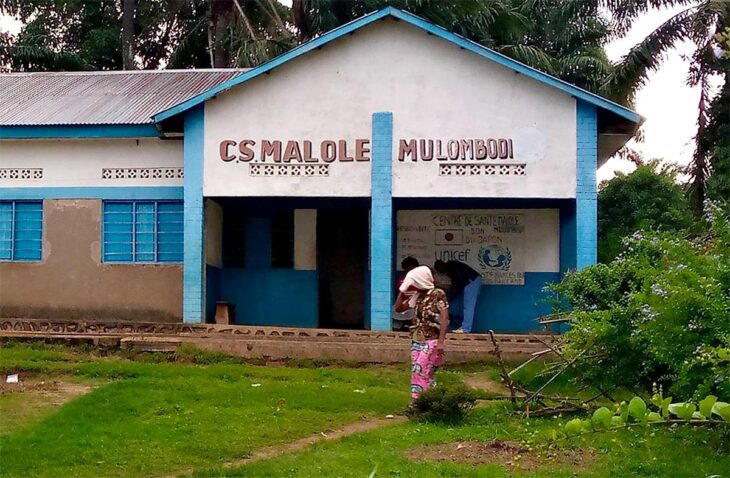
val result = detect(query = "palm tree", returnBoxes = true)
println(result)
[604,0,729,215]
[206,0,295,67]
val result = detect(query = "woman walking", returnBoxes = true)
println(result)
[394,265,450,402]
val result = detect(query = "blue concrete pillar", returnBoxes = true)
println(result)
[576,101,598,269]
[369,112,394,331]
[183,105,205,323]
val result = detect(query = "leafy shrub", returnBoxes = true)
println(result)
[548,204,730,399]
[406,384,478,424]
[598,161,693,263]
[562,390,730,439]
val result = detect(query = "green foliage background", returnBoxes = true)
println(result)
[597,161,694,263]
[550,204,730,399]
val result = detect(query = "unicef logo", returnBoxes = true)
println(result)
[479,245,512,271]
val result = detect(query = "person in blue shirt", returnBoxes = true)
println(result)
[434,260,481,333]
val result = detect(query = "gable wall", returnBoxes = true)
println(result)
[203,19,576,198]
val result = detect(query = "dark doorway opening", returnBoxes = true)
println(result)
[317,209,368,329]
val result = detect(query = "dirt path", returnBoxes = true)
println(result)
[0,377,95,436]
[407,440,596,472]
[462,374,507,394]
[0,377,92,403]
[226,416,408,467]
[168,415,407,478]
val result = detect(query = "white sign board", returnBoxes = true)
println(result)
[397,210,526,285]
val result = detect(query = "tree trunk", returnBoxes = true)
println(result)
[121,0,135,70]
[209,0,234,67]
[689,76,710,216]
[291,0,312,40]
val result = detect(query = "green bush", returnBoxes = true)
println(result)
[406,384,478,424]
[548,204,730,399]
[598,161,693,263]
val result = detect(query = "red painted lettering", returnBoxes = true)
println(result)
[219,140,236,162]
[261,140,282,162]
[238,139,255,162]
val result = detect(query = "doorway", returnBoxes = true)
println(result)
[317,209,368,329]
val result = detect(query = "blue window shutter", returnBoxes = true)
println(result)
[0,201,43,261]
[103,202,133,262]
[102,200,183,263]
[0,203,12,260]
[134,201,156,262]
[157,201,184,262]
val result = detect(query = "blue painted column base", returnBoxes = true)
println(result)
[576,101,598,269]
[183,106,205,323]
[369,112,394,331]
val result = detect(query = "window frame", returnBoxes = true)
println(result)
[101,200,183,264]
[0,200,43,263]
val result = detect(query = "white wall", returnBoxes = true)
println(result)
[0,138,183,188]
[203,19,576,198]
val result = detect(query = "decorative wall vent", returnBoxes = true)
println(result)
[101,167,184,180]
[439,163,527,176]
[0,168,43,180]
[249,164,330,177]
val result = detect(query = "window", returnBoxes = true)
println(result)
[0,201,43,261]
[103,201,183,263]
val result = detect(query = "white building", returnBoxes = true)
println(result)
[0,7,641,332]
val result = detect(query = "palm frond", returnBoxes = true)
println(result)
[602,0,696,36]
[602,5,696,105]
[687,73,714,215]
[497,44,556,75]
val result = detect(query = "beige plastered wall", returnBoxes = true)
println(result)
[0,199,182,321]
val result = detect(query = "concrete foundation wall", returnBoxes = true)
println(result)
[0,199,182,321]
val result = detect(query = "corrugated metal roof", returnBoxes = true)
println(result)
[0,70,247,126]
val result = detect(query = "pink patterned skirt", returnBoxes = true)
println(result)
[410,339,444,399]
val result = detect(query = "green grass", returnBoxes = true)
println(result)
[0,342,727,478]
[0,343,408,477]
[194,412,729,478]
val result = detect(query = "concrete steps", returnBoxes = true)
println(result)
[0,318,553,363]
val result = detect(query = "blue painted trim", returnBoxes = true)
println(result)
[0,124,160,139]
[153,7,642,125]
[469,272,560,333]
[219,268,319,328]
[576,101,598,269]
[245,217,273,268]
[182,106,205,324]
[559,201,577,274]
[0,187,183,200]
[369,112,394,331]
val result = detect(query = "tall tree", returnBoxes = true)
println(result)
[0,0,214,70]
[208,0,234,67]
[121,0,136,69]
[604,0,729,215]
[703,51,730,209]
[206,0,294,67]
